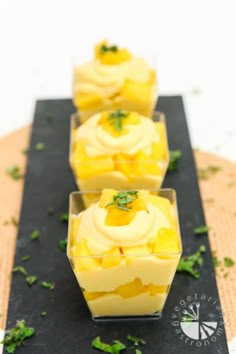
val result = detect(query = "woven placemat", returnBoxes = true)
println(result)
[0,126,235,342]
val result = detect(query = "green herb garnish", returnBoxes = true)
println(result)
[194,225,209,235]
[21,148,29,155]
[6,166,24,180]
[30,230,40,241]
[127,334,146,346]
[3,217,18,227]
[41,281,55,290]
[177,245,206,279]
[212,256,221,268]
[21,255,30,262]
[41,311,47,318]
[92,336,126,353]
[59,239,67,252]
[100,44,118,54]
[224,257,234,267]
[108,110,129,132]
[105,191,138,211]
[135,350,142,354]
[26,276,38,286]
[0,320,35,353]
[198,165,221,180]
[34,142,45,151]
[60,213,69,223]
[12,266,28,276]
[168,150,182,171]
[48,207,54,215]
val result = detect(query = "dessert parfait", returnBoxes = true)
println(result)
[67,188,182,319]
[73,40,157,122]
[70,110,169,206]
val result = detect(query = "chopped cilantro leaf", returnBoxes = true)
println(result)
[26,276,38,286]
[41,281,55,290]
[34,142,45,151]
[22,148,29,155]
[92,336,126,353]
[60,213,69,223]
[177,245,206,278]
[6,166,24,180]
[105,191,138,212]
[59,239,67,252]
[21,255,30,262]
[100,44,118,54]
[168,150,182,171]
[198,165,221,180]
[127,334,146,346]
[41,311,47,318]
[30,229,40,241]
[12,266,28,276]
[212,256,221,268]
[194,225,209,235]
[224,257,234,267]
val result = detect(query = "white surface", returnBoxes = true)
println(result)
[0,0,236,161]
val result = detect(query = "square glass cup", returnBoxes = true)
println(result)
[69,111,169,207]
[73,52,158,123]
[67,189,182,321]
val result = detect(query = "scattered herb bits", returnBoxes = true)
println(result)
[21,255,30,262]
[41,281,55,290]
[41,311,47,318]
[59,239,67,252]
[34,142,45,151]
[12,266,28,276]
[22,148,29,155]
[194,225,209,235]
[6,166,24,180]
[100,44,118,54]
[127,335,146,346]
[198,165,221,180]
[177,245,206,279]
[168,150,182,171]
[26,276,38,287]
[3,217,18,227]
[30,229,40,241]
[92,336,126,353]
[105,191,138,212]
[60,213,69,223]
[224,257,234,267]
[0,320,35,354]
[212,256,221,268]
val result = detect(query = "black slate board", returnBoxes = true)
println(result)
[5,97,228,354]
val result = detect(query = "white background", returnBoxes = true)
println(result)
[0,0,236,161]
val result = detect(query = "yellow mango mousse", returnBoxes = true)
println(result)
[70,110,169,206]
[67,189,182,318]
[73,40,157,122]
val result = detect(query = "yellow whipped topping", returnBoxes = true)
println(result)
[73,190,174,255]
[74,111,160,157]
[74,41,154,100]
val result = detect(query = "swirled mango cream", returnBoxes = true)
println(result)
[70,110,169,206]
[67,189,182,318]
[73,40,157,122]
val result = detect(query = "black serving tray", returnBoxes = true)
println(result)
[5,97,228,354]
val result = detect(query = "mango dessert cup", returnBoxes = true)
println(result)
[73,40,157,122]
[69,110,169,207]
[67,188,182,320]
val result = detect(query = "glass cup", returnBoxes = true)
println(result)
[69,111,169,207]
[67,189,182,320]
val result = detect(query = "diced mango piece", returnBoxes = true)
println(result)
[125,112,141,125]
[122,245,151,263]
[101,247,122,268]
[134,151,162,176]
[121,79,153,102]
[116,279,147,299]
[83,290,105,301]
[130,198,147,211]
[152,141,167,160]
[74,92,103,110]
[69,216,81,248]
[72,239,100,271]
[94,41,132,65]
[153,228,179,254]
[105,207,136,226]
[99,189,117,208]
[114,153,133,178]
[148,284,168,295]
[148,194,171,216]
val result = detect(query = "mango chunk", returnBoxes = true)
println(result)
[72,239,100,271]
[74,92,103,110]
[152,141,167,160]
[105,207,136,226]
[153,228,179,254]
[148,284,168,295]
[99,189,117,208]
[123,245,151,263]
[83,290,105,301]
[94,41,132,65]
[114,153,133,178]
[121,79,153,102]
[101,247,122,268]
[69,216,81,249]
[134,151,162,176]
[116,279,147,299]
